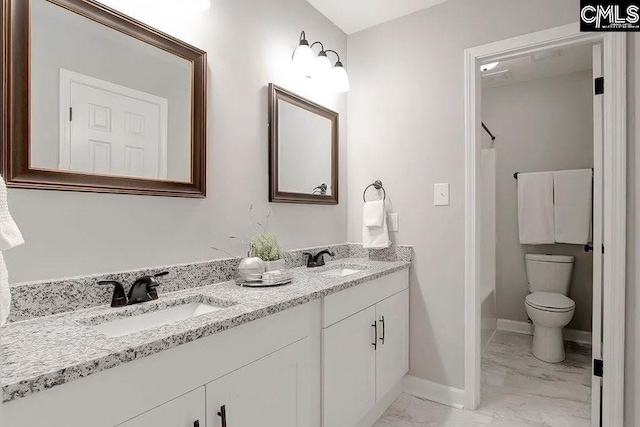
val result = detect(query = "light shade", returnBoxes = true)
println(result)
[332,62,349,93]
[292,43,315,78]
[480,62,499,72]
[312,52,332,81]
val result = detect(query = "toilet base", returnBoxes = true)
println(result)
[531,325,565,363]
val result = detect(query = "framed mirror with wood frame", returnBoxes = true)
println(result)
[1,0,207,197]
[268,83,339,205]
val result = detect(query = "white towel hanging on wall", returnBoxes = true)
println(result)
[517,172,555,244]
[0,175,24,326]
[554,169,593,245]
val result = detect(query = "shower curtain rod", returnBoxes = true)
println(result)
[482,122,496,141]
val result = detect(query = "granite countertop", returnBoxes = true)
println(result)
[1,258,410,403]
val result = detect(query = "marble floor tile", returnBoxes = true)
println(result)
[375,331,592,426]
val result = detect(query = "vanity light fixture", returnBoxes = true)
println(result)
[325,49,350,93]
[480,61,499,72]
[292,31,315,77]
[292,31,349,93]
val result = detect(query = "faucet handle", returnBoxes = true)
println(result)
[303,252,315,267]
[98,280,127,307]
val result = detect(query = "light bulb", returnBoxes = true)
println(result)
[292,42,315,78]
[332,62,349,93]
[312,51,332,81]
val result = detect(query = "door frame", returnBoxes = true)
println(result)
[463,23,626,425]
[58,68,169,179]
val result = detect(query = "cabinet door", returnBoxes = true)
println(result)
[322,305,376,427]
[206,339,309,427]
[117,388,205,427]
[375,289,409,400]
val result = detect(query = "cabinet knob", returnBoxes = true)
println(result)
[379,316,386,345]
[217,404,227,427]
[193,421,200,427]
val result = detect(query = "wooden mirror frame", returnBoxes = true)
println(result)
[1,0,207,197]
[268,84,339,205]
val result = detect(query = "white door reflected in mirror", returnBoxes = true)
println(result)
[29,0,193,183]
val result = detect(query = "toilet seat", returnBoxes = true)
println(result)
[525,292,575,312]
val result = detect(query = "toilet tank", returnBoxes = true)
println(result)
[525,254,575,295]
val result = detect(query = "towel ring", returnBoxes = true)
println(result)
[363,180,386,202]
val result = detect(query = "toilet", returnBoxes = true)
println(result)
[524,254,576,363]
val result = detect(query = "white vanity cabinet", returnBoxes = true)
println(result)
[117,388,205,427]
[205,339,309,427]
[322,270,410,427]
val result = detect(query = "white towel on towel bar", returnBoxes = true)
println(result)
[0,175,24,326]
[363,202,390,249]
[554,169,593,245]
[518,172,555,245]
[363,200,385,227]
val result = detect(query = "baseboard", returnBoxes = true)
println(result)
[402,375,465,409]
[355,380,403,427]
[497,319,592,345]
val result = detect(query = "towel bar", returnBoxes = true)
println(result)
[363,180,386,202]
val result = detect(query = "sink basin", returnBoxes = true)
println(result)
[320,268,362,277]
[89,302,222,338]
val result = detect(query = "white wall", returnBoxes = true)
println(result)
[5,0,348,283]
[483,71,594,332]
[346,0,579,390]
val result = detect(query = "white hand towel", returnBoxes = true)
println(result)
[363,202,390,249]
[518,172,555,244]
[363,200,384,227]
[554,169,593,245]
[0,175,24,326]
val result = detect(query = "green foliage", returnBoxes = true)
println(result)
[251,233,283,261]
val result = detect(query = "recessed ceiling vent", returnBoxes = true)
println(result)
[481,69,512,85]
[531,49,563,63]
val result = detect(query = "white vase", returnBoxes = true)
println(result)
[264,259,285,272]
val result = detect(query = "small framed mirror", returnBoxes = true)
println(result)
[2,0,207,197]
[268,84,338,205]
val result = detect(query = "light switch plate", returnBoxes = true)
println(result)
[434,183,450,206]
[388,213,399,232]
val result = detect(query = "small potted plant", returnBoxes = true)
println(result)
[252,233,285,271]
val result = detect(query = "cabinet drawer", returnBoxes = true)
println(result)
[117,388,205,427]
[322,269,409,328]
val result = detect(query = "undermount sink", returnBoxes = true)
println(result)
[319,268,362,277]
[89,302,223,338]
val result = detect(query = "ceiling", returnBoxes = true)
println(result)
[481,44,593,88]
[305,0,450,34]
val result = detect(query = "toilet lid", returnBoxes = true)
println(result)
[526,292,575,311]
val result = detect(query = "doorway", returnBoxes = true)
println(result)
[464,24,626,426]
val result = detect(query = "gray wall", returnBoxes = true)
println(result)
[346,0,580,391]
[483,71,594,332]
[5,0,348,283]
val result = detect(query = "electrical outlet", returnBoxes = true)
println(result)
[388,213,399,232]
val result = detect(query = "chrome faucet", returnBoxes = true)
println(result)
[99,271,169,307]
[304,250,335,268]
